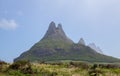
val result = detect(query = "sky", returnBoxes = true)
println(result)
[0,0,120,62]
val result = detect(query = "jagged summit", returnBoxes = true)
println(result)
[44,21,56,38]
[78,38,85,45]
[57,23,62,29]
[43,21,73,44]
[49,21,56,28]
[88,43,103,54]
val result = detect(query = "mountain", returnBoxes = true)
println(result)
[14,22,120,63]
[43,21,73,44]
[88,43,103,54]
[78,38,86,45]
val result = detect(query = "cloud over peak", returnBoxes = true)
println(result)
[0,19,18,30]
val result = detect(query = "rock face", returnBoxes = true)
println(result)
[88,43,103,54]
[14,21,120,63]
[78,38,85,45]
[43,21,73,44]
[44,21,56,38]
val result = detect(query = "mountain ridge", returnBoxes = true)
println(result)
[14,21,120,63]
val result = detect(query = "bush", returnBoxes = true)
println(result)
[89,64,103,76]
[0,60,7,72]
[9,60,33,74]
[69,61,89,69]
[99,64,120,69]
[40,70,58,76]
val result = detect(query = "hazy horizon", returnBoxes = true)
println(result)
[0,0,120,62]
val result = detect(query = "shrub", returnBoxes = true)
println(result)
[41,70,58,76]
[89,64,103,76]
[69,61,89,69]
[99,64,120,69]
[0,60,7,72]
[9,60,33,74]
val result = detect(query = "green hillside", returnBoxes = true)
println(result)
[14,22,120,63]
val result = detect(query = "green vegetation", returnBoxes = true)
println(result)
[14,23,120,63]
[0,60,120,76]
[14,40,120,62]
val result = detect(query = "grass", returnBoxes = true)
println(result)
[0,61,120,76]
[32,63,89,76]
[0,73,7,76]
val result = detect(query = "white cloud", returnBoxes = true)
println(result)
[0,19,18,30]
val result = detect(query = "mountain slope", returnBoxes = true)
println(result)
[14,22,120,63]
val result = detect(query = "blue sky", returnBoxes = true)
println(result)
[0,0,120,62]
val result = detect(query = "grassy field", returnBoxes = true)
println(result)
[0,60,120,76]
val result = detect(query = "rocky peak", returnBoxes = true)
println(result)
[57,23,62,29]
[43,21,73,44]
[47,21,56,33]
[88,43,103,54]
[78,38,85,45]
[49,21,56,28]
[56,23,67,38]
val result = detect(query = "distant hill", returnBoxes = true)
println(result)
[14,22,120,63]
